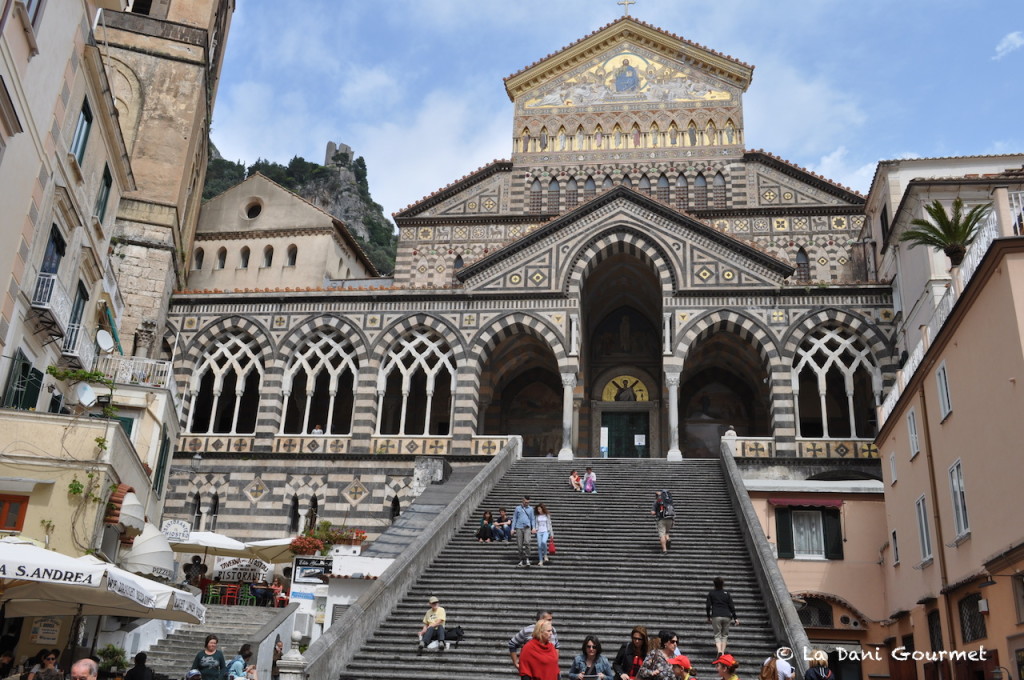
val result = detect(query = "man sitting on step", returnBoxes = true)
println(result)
[511,495,536,567]
[508,610,559,672]
[418,596,446,654]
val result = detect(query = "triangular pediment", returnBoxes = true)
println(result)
[457,187,792,293]
[394,161,512,219]
[505,16,753,103]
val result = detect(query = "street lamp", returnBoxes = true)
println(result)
[171,452,203,475]
[990,667,1012,680]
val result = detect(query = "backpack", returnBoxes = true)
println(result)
[584,477,595,492]
[448,625,465,647]
[661,490,676,518]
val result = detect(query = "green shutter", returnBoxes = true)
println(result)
[114,415,134,437]
[21,367,43,410]
[153,428,170,496]
[823,508,844,560]
[2,351,29,408]
[776,507,794,559]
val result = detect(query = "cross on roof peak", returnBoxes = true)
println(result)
[618,0,636,17]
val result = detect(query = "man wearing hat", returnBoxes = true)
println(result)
[418,596,447,654]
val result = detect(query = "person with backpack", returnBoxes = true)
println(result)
[803,650,833,680]
[651,489,675,553]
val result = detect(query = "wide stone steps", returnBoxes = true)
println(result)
[144,605,279,679]
[341,459,781,680]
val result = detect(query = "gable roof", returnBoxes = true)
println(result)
[504,16,754,102]
[745,150,866,203]
[393,160,512,219]
[457,184,792,282]
[201,172,380,276]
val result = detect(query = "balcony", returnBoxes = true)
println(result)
[61,323,97,370]
[94,354,173,390]
[30,272,71,337]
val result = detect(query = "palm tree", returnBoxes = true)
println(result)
[899,197,992,266]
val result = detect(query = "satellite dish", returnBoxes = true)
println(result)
[75,382,97,407]
[96,330,115,354]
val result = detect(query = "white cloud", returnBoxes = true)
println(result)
[338,66,402,112]
[349,86,511,219]
[743,58,867,158]
[809,147,880,195]
[993,31,1024,60]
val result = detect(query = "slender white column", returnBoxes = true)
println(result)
[557,372,576,459]
[666,371,682,460]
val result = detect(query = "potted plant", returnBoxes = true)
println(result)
[289,535,324,556]
[98,643,128,678]
[899,197,992,266]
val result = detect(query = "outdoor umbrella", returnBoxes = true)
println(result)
[244,537,296,563]
[119,523,176,580]
[169,531,251,558]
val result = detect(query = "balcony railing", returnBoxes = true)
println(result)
[102,262,124,319]
[94,354,173,389]
[30,272,71,336]
[61,323,96,370]
[879,191,1024,424]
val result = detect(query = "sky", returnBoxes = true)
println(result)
[210,0,1024,221]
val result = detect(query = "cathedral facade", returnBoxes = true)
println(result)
[165,17,893,537]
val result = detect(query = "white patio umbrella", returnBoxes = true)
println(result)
[169,531,251,558]
[0,536,107,590]
[120,523,176,580]
[244,537,296,563]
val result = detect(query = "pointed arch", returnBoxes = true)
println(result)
[705,121,719,145]
[186,330,266,434]
[193,248,204,270]
[656,173,670,203]
[724,119,738,145]
[547,178,560,212]
[529,178,543,212]
[602,175,614,190]
[694,172,708,209]
[521,127,531,153]
[638,174,651,195]
[796,247,811,283]
[713,171,726,208]
[564,226,679,295]
[594,124,605,149]
[239,246,250,269]
[675,174,689,210]
[375,327,457,436]
[575,125,585,151]
[687,121,698,146]
[668,122,679,146]
[215,247,226,269]
[565,176,579,207]
[650,122,660,148]
[280,327,361,435]
[621,173,633,188]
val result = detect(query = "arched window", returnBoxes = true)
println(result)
[638,174,651,195]
[305,495,318,534]
[288,495,300,533]
[376,329,456,436]
[584,176,597,201]
[239,247,250,268]
[793,324,882,439]
[208,493,220,532]
[565,177,579,207]
[281,329,359,436]
[694,173,708,209]
[796,248,811,283]
[286,244,298,267]
[676,174,689,210]
[215,247,226,270]
[656,174,670,203]
[547,179,560,212]
[193,248,204,270]
[621,174,632,189]
[190,492,202,530]
[187,331,264,434]
[263,246,274,267]
[453,255,464,270]
[602,175,614,190]
[797,598,834,627]
[713,172,726,208]
[529,179,542,212]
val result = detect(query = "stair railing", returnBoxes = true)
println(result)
[719,429,810,675]
[302,437,522,680]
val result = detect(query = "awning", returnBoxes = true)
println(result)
[104,484,144,536]
[769,498,844,508]
[120,523,175,580]
[104,304,124,354]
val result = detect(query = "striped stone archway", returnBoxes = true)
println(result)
[563,225,679,296]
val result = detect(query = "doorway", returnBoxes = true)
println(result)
[601,411,649,458]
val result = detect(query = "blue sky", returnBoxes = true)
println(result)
[210,0,1024,219]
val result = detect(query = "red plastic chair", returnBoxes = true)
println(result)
[276,595,289,608]
[220,584,240,605]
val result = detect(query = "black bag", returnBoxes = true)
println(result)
[448,625,465,646]
[661,490,676,518]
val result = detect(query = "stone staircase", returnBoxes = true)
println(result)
[144,604,280,680]
[343,458,782,679]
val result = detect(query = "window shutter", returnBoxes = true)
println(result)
[21,367,43,410]
[824,508,844,560]
[776,508,794,558]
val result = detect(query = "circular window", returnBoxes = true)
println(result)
[244,200,263,219]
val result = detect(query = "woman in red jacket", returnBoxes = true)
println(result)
[519,619,560,680]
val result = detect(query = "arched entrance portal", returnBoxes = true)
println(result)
[581,253,663,457]
[678,330,771,457]
[479,334,562,457]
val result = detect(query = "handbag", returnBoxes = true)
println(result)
[547,536,557,554]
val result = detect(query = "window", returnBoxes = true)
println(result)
[775,506,843,560]
[2,349,42,410]
[193,248,204,270]
[377,328,455,436]
[187,331,264,434]
[262,246,274,267]
[304,495,318,534]
[693,172,708,209]
[70,99,92,165]
[288,496,300,533]
[0,494,28,532]
[40,225,66,274]
[907,408,920,458]
[190,492,202,530]
[280,329,358,436]
[880,203,891,242]
[215,247,226,270]
[795,248,811,282]
[286,245,297,267]
[1014,575,1024,623]
[529,179,542,212]
[1,76,24,151]
[547,179,559,212]
[889,453,897,484]
[152,427,171,497]
[958,593,987,643]
[239,246,250,268]
[936,362,952,419]
[948,459,969,538]
[208,494,219,532]
[927,610,943,652]
[94,165,112,222]
[916,495,933,561]
[797,597,833,628]
[891,529,900,565]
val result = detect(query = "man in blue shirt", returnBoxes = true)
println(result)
[511,495,536,567]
